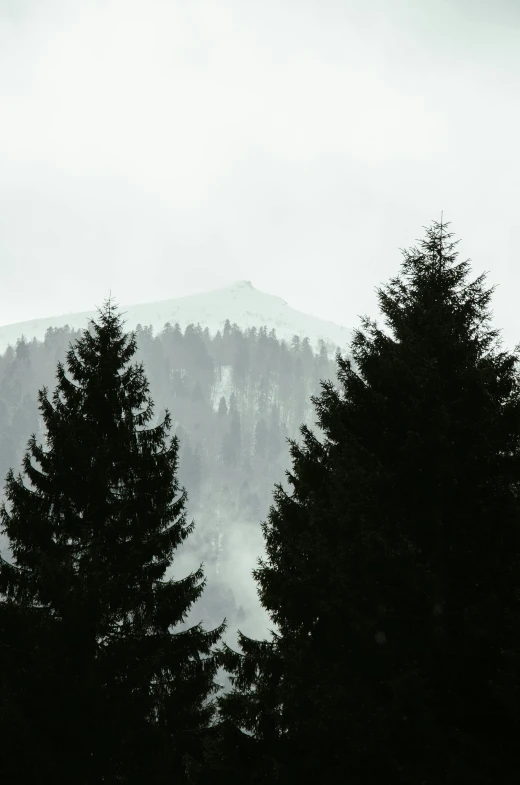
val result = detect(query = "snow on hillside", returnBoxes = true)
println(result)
[210,365,234,412]
[0,280,355,357]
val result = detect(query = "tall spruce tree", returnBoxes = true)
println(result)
[0,297,226,784]
[215,220,520,784]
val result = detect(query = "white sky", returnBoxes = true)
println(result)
[1,0,519,349]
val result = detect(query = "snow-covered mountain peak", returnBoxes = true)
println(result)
[0,281,354,356]
[213,280,288,306]
[231,280,254,290]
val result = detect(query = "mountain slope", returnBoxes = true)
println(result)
[0,281,354,355]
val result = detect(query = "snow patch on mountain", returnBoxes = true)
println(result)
[0,280,355,357]
[211,365,234,412]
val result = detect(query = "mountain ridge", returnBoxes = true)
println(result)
[0,280,354,356]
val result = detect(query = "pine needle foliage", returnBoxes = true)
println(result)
[0,297,226,784]
[216,220,520,784]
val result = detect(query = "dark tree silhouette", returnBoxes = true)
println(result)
[215,220,520,784]
[0,297,226,784]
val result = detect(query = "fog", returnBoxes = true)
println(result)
[1,0,520,673]
[1,0,519,347]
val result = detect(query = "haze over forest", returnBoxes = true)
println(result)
[0,279,354,668]
[1,1,520,782]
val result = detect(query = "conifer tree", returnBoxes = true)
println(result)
[0,297,226,784]
[215,220,520,784]
[221,409,242,469]
[253,419,269,464]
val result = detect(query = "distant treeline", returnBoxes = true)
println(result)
[0,318,343,520]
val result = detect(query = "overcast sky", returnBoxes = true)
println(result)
[1,0,519,350]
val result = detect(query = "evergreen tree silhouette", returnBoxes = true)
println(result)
[15,336,31,364]
[215,220,520,784]
[221,409,242,469]
[253,419,269,464]
[0,296,226,784]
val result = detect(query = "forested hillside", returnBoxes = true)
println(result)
[2,219,520,784]
[0,319,344,643]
